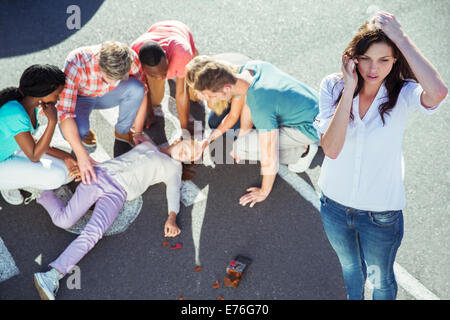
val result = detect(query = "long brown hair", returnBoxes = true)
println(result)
[334,19,417,124]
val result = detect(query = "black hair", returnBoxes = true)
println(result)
[0,64,66,107]
[138,41,166,67]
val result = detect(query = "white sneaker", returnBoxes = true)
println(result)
[1,189,24,205]
[288,143,319,173]
[34,269,63,300]
[21,187,43,205]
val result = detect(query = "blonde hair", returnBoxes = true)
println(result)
[186,55,239,115]
[99,41,132,80]
[208,99,231,116]
[186,55,215,89]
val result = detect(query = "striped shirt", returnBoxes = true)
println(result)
[57,44,147,123]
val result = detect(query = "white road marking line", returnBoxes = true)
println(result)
[191,185,209,268]
[85,142,111,163]
[160,96,182,144]
[0,237,20,283]
[201,103,215,168]
[34,253,42,266]
[164,95,196,122]
[277,164,441,300]
[277,165,321,210]
[98,107,118,128]
[181,181,208,207]
[393,262,440,300]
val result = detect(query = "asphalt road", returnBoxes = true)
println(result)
[0,0,449,300]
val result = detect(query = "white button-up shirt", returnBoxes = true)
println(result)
[99,141,182,214]
[314,74,445,211]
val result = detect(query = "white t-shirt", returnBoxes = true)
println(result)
[99,141,182,214]
[314,74,445,211]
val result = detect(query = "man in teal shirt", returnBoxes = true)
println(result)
[191,58,320,207]
[242,61,319,141]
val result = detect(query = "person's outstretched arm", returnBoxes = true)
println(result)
[209,95,246,142]
[176,77,191,133]
[163,162,182,237]
[239,129,278,207]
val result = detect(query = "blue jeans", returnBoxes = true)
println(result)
[319,194,404,300]
[74,77,145,139]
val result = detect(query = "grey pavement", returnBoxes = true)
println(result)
[0,0,449,300]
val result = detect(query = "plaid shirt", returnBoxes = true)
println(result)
[57,45,147,123]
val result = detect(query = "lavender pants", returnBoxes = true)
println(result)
[37,167,126,275]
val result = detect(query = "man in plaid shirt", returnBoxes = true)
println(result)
[57,41,149,185]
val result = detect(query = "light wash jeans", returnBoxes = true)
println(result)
[319,194,404,300]
[0,150,70,190]
[73,77,145,139]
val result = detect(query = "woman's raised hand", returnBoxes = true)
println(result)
[39,101,58,124]
[341,54,358,90]
[374,12,404,42]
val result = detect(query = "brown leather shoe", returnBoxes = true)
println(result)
[82,129,97,147]
[114,129,135,147]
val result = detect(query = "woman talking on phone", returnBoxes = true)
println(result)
[0,65,80,205]
[314,12,447,299]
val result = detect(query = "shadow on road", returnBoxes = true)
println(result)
[0,0,104,58]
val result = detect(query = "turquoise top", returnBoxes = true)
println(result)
[0,100,39,161]
[240,60,319,141]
